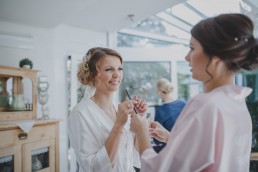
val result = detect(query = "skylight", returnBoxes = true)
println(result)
[118,0,257,48]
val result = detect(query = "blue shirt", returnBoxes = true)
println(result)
[153,99,186,152]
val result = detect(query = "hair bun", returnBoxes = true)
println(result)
[252,39,258,56]
[242,39,258,70]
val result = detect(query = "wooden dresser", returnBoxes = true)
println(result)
[0,119,60,172]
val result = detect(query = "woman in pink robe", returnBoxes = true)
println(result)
[130,13,258,172]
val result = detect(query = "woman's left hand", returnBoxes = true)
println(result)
[132,96,148,114]
[130,113,148,134]
[149,121,170,143]
[130,113,152,155]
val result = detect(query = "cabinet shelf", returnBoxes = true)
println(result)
[0,65,38,122]
[31,147,49,156]
[0,155,12,163]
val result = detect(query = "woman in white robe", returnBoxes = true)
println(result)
[130,13,258,172]
[68,47,147,172]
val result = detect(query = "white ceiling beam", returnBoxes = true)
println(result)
[183,2,207,18]
[156,12,192,32]
[245,0,258,9]
[119,28,189,45]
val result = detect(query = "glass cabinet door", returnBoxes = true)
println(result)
[0,146,21,172]
[23,139,55,172]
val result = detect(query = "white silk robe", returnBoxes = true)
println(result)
[68,97,140,172]
[141,85,252,172]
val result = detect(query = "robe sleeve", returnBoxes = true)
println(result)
[68,109,113,172]
[133,144,141,168]
[140,99,221,172]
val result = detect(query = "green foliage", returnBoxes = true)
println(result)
[77,85,85,103]
[245,72,258,151]
[19,58,33,69]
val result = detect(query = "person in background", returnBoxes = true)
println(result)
[68,47,148,172]
[153,78,186,153]
[130,13,258,172]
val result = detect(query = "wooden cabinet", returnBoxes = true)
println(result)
[0,119,60,172]
[0,65,60,172]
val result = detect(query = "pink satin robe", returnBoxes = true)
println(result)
[141,85,253,172]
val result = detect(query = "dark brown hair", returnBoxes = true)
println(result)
[77,47,123,86]
[191,13,258,72]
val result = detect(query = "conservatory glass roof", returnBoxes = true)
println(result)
[118,0,258,48]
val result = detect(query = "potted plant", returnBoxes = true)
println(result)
[19,58,33,69]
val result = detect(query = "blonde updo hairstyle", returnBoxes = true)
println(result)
[156,78,174,94]
[77,47,123,87]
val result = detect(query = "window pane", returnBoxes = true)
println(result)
[177,61,203,101]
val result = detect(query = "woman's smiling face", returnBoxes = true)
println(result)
[185,36,211,83]
[95,55,123,93]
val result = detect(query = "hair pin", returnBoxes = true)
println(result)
[234,37,249,42]
[83,52,91,62]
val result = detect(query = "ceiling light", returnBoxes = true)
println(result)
[128,14,135,21]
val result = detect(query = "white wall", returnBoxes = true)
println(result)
[0,21,107,172]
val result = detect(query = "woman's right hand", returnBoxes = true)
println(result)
[149,121,170,143]
[116,100,134,126]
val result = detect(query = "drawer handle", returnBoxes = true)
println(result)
[18,133,28,140]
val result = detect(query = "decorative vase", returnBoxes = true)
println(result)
[22,64,31,69]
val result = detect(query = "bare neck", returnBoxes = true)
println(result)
[204,74,235,92]
[92,91,114,109]
[163,94,174,103]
